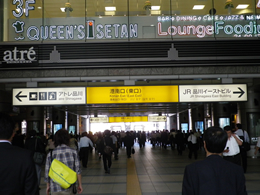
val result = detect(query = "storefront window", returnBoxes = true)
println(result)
[1,0,260,42]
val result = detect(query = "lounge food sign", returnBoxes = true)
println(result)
[10,0,260,41]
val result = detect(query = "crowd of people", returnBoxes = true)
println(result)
[0,110,257,194]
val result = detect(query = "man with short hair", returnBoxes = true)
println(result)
[79,132,93,168]
[182,127,247,195]
[223,125,243,166]
[0,112,39,194]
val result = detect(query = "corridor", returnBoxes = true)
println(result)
[40,142,260,195]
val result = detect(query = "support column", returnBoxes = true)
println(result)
[177,113,180,130]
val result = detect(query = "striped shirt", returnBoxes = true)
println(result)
[45,144,81,193]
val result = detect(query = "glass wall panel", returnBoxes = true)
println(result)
[129,0,171,39]
[4,0,43,42]
[169,0,214,39]
[1,0,260,42]
[214,0,258,38]
[247,113,260,144]
[42,0,86,42]
[86,0,128,40]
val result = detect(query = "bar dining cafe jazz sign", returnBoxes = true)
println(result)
[10,1,260,41]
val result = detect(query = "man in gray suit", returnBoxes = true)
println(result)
[0,112,39,195]
[182,127,247,195]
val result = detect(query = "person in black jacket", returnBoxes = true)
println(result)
[175,130,185,155]
[25,130,46,189]
[124,131,134,158]
[0,113,39,194]
[182,127,247,195]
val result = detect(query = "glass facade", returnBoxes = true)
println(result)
[1,0,260,42]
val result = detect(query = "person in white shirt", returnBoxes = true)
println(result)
[79,132,93,168]
[223,126,243,166]
[235,123,250,173]
[187,131,198,159]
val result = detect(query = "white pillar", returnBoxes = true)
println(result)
[236,103,241,123]
[177,113,180,130]
[211,103,214,126]
[77,115,80,134]
[65,111,68,130]
[188,109,192,130]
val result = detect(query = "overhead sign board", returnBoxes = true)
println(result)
[179,84,247,102]
[109,116,148,123]
[13,87,86,106]
[87,86,178,104]
[148,116,167,122]
[89,117,109,123]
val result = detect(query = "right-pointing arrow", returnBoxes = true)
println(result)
[233,87,245,98]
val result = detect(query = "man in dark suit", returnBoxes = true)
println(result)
[0,112,39,195]
[182,127,247,195]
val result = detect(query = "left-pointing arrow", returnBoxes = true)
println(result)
[15,91,27,102]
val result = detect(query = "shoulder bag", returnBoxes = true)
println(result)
[48,151,77,189]
[104,138,113,156]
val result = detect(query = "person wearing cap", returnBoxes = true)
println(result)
[182,127,247,195]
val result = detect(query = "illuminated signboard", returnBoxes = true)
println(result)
[87,86,179,104]
[9,1,260,41]
[89,117,109,123]
[109,116,148,123]
[148,116,167,122]
[158,15,260,38]
[2,46,37,65]
[179,84,247,102]
[13,87,86,106]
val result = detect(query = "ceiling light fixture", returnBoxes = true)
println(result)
[151,6,160,10]
[105,7,116,11]
[236,4,249,9]
[193,5,205,10]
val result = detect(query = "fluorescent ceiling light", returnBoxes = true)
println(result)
[193,5,205,10]
[105,7,116,11]
[151,6,160,10]
[60,8,65,12]
[236,4,249,9]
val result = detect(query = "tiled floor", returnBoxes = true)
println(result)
[40,142,260,195]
